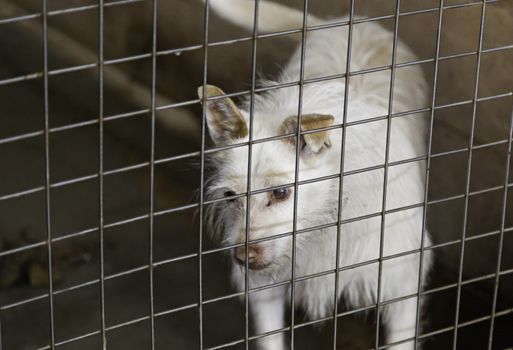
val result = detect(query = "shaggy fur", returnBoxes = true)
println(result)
[200,1,433,349]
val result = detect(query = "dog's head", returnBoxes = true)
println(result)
[199,85,338,271]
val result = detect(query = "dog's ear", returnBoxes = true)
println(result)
[280,114,335,156]
[198,85,248,145]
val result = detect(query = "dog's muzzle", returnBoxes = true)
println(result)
[234,245,270,270]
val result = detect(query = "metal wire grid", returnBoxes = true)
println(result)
[0,0,512,349]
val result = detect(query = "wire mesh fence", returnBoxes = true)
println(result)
[0,0,512,349]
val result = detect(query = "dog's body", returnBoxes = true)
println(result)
[200,1,433,349]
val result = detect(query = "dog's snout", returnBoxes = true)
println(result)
[234,245,258,264]
[234,245,268,269]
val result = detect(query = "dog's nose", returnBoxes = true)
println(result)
[234,245,259,266]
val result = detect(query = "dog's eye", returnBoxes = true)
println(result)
[223,190,237,201]
[271,187,291,202]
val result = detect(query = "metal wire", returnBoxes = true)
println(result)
[332,0,355,347]
[414,0,445,347]
[2,258,513,348]
[97,0,107,347]
[0,1,510,92]
[0,0,506,27]
[198,0,211,348]
[1,266,494,349]
[1,0,512,349]
[4,210,513,315]
[1,159,512,260]
[42,0,55,347]
[244,0,260,348]
[4,253,512,314]
[0,228,496,311]
[148,0,158,347]
[0,0,145,26]
[452,2,487,349]
[486,105,513,349]
[2,54,513,147]
[289,0,310,347]
[374,1,401,348]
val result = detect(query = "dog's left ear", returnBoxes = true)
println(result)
[280,114,335,157]
[198,85,248,145]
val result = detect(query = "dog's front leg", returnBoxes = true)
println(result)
[250,286,287,350]
[383,296,418,350]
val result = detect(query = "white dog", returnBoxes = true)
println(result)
[199,1,433,349]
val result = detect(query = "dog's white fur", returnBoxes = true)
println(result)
[200,1,433,349]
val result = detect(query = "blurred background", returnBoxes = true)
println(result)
[0,0,512,349]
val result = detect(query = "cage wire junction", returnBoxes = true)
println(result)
[0,0,512,349]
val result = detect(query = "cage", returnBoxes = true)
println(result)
[0,0,512,349]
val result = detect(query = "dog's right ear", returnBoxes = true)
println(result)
[198,85,248,145]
